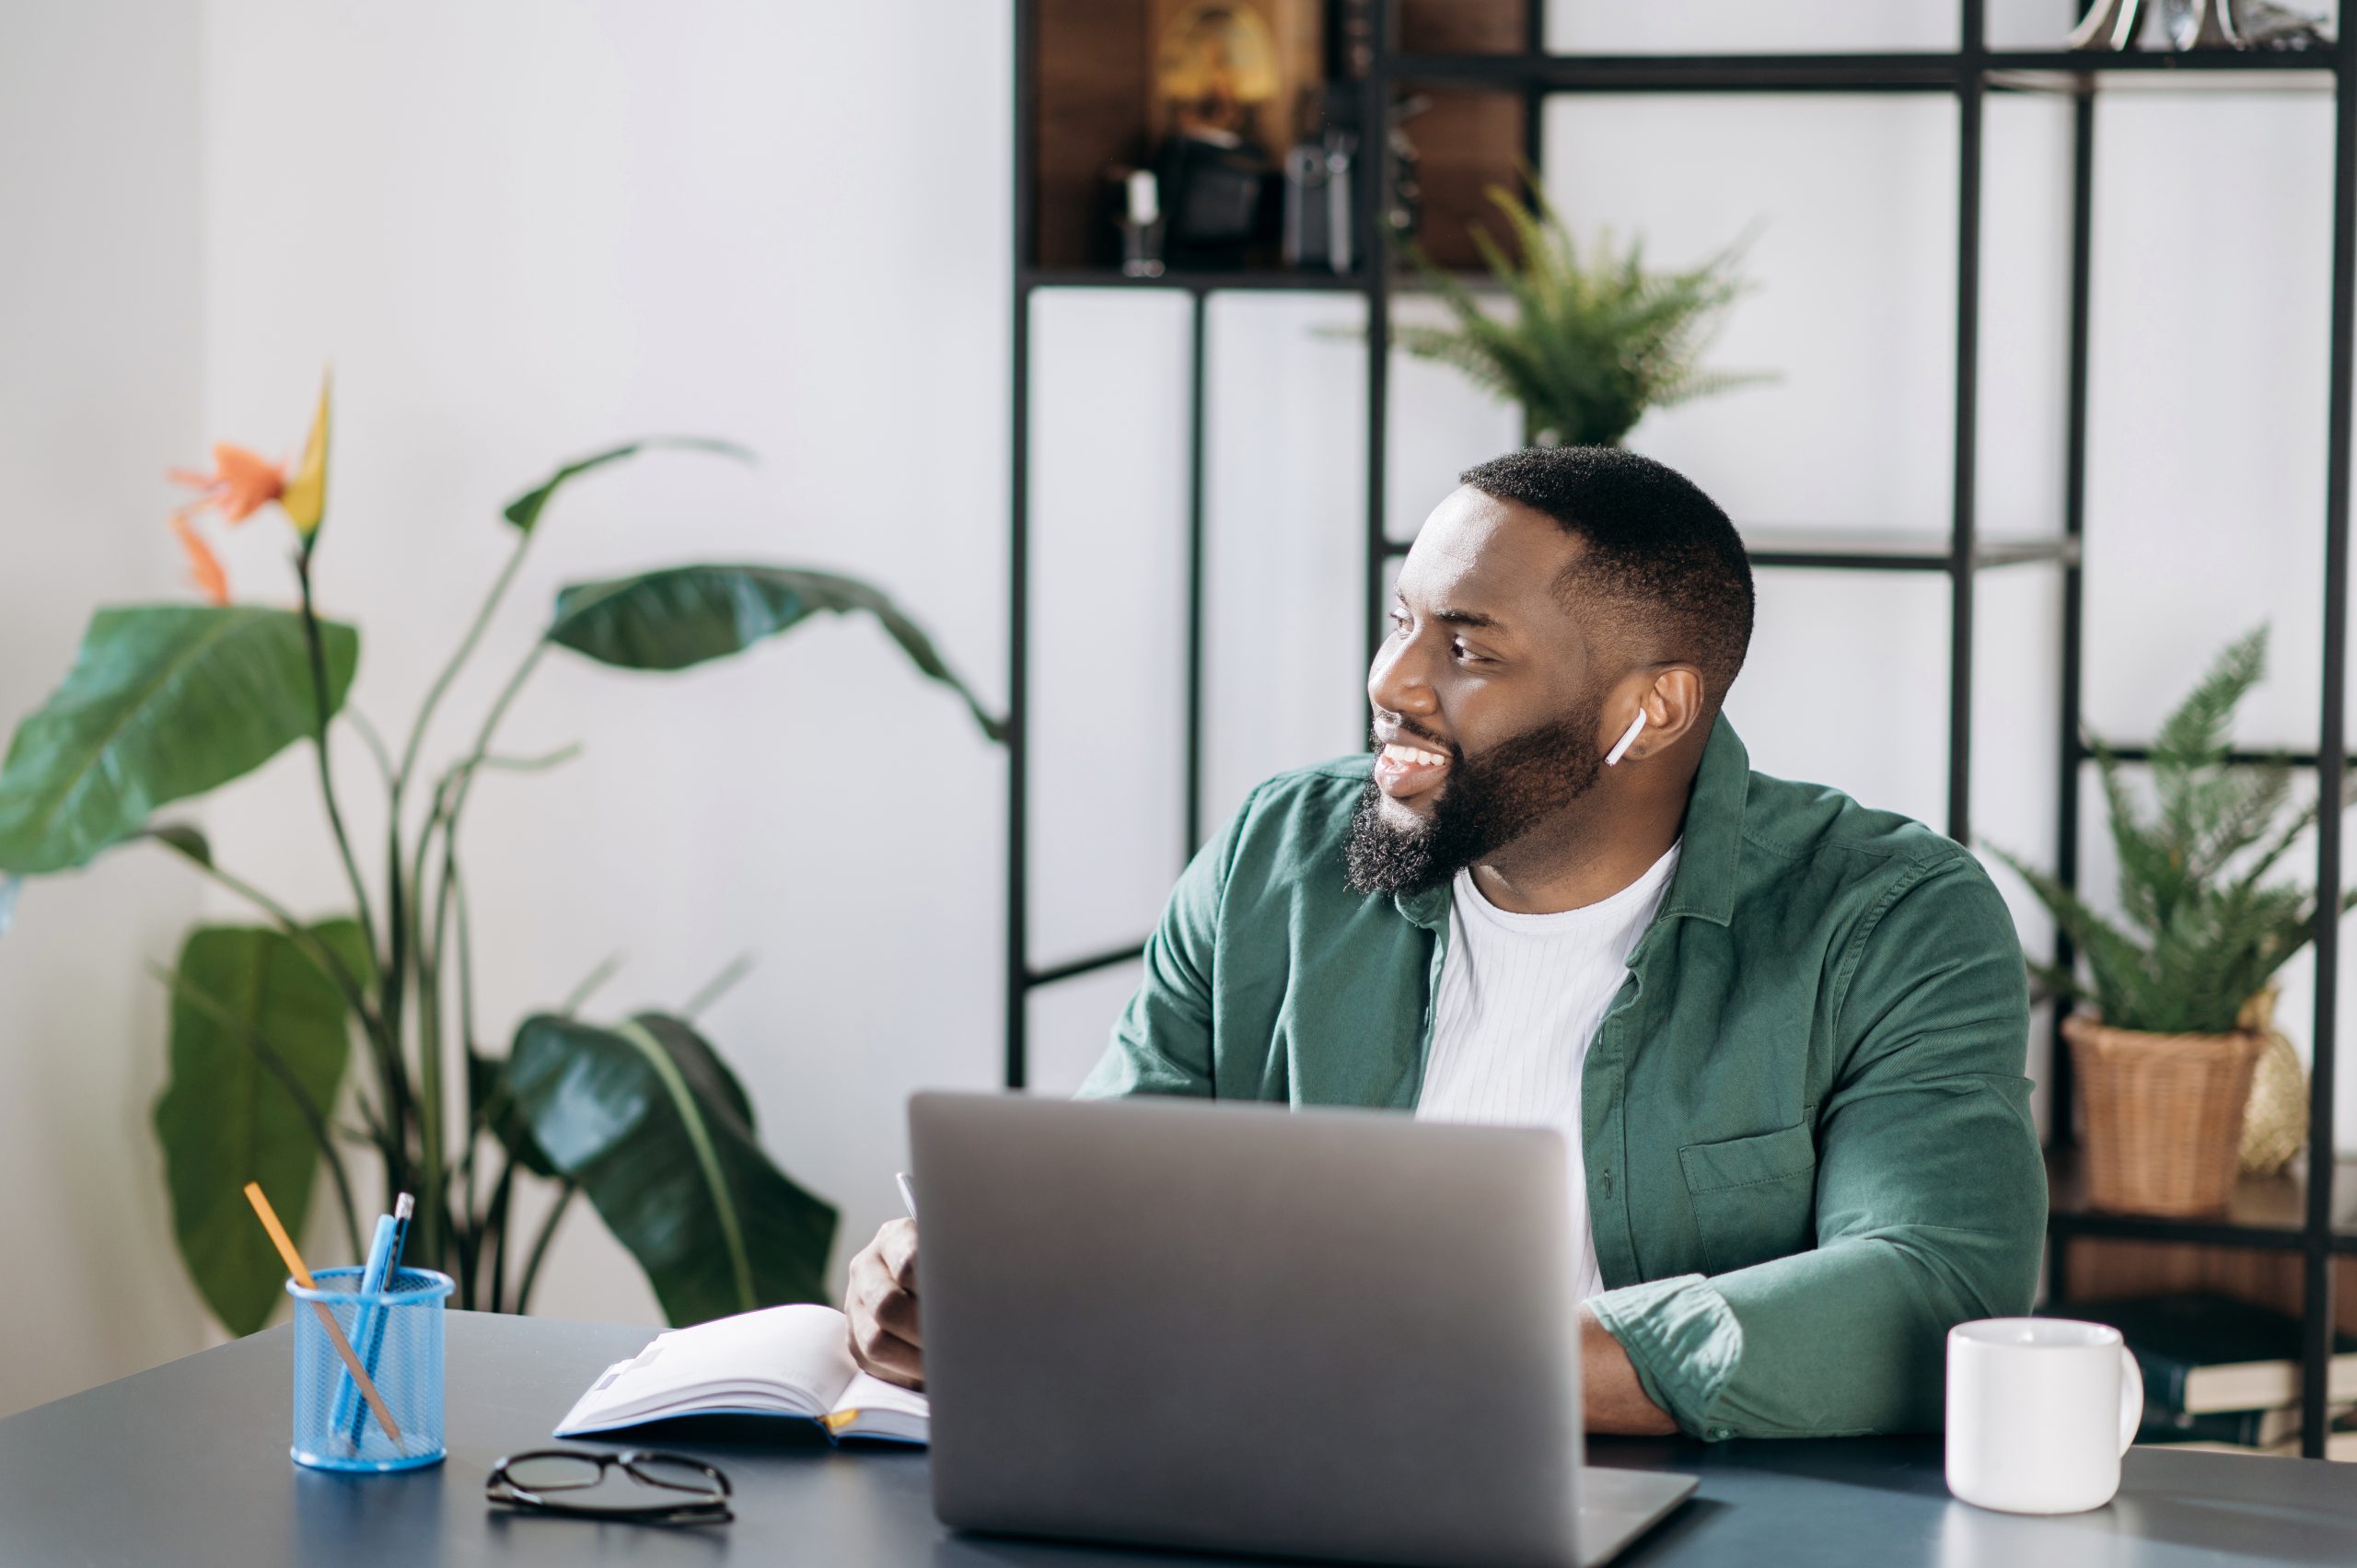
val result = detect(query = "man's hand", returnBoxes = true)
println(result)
[1582,1306,1678,1434]
[844,1218,923,1388]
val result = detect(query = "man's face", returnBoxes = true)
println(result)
[1345,487,1616,897]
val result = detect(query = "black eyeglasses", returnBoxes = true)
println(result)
[486,1447,733,1525]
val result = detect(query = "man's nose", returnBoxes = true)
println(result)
[1368,632,1436,720]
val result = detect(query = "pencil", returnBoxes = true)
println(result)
[243,1181,404,1451]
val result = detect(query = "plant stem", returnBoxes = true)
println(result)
[513,1181,576,1316]
[680,952,756,1021]
[412,640,550,1272]
[148,964,366,1260]
[293,546,381,969]
[343,707,397,791]
[560,951,624,1016]
[394,528,535,798]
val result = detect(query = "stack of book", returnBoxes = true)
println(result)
[2064,1294,2357,1459]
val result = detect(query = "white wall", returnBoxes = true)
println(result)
[3,0,2351,1413]
[0,3,212,1416]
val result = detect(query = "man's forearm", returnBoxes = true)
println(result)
[1581,1305,1678,1434]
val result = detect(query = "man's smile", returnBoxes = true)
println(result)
[1373,734,1453,804]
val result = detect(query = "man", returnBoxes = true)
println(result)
[848,447,2046,1440]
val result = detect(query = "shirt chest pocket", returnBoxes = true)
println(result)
[1677,1121,1819,1276]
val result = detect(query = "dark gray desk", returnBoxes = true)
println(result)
[3,1311,2351,1566]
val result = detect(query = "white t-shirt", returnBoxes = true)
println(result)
[1413,841,1682,1305]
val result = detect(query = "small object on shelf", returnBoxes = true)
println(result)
[2070,0,2153,50]
[2072,0,2331,49]
[1282,127,1354,274]
[1156,129,1275,270]
[2159,0,2243,48]
[1385,93,1429,249]
[2236,0,2333,50]
[2235,988,2306,1177]
[1115,168,1167,278]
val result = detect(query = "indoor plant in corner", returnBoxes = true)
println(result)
[1394,179,1771,449]
[0,376,1004,1336]
[1989,626,2351,1216]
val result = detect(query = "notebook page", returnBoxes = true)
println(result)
[567,1304,859,1426]
[828,1368,930,1423]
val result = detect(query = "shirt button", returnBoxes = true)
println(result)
[1710,1426,1734,1440]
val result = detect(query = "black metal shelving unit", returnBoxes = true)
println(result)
[1008,2,2356,1457]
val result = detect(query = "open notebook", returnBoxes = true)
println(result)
[553,1303,929,1444]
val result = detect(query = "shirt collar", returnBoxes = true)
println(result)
[1389,712,1747,934]
[1654,712,1747,928]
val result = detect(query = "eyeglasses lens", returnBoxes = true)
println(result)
[624,1455,726,1497]
[502,1453,608,1492]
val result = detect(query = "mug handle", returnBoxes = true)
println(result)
[2116,1343,2145,1456]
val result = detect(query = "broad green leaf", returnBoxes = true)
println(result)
[546,563,1005,743]
[505,1010,836,1325]
[502,436,754,534]
[0,607,358,876]
[153,919,367,1336]
[468,1050,558,1180]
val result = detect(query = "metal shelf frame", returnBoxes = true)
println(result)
[1008,2,2356,1456]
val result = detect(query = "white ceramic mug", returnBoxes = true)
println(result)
[1945,1318,2143,1514]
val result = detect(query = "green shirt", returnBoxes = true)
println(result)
[1078,714,2046,1440]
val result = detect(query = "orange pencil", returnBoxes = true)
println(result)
[242,1181,404,1450]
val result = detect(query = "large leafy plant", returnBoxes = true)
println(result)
[1989,627,2355,1037]
[1395,181,1768,449]
[0,378,1004,1336]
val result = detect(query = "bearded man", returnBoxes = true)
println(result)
[847,446,2047,1440]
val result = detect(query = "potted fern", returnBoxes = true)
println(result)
[1989,627,2352,1215]
[1394,180,1769,449]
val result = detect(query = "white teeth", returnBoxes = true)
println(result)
[1382,743,1447,767]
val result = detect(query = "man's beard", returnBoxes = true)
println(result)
[1343,695,1608,899]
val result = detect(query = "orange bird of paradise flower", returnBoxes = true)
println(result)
[167,373,332,606]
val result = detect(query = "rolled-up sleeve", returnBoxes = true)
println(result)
[1591,856,2047,1438]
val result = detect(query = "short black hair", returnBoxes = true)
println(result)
[1458,446,1754,710]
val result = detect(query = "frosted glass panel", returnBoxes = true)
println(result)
[1028,291,1191,969]
[1978,94,2073,540]
[1971,567,2062,963]
[2081,94,2334,751]
[1385,296,1524,544]
[1028,960,1146,1096]
[1203,292,1372,835]
[1548,1,1956,53]
[1724,571,1951,830]
[1985,0,2091,50]
[1542,94,1959,534]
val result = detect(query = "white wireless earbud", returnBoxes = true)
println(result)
[1604,708,1647,767]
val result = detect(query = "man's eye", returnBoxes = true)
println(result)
[1451,642,1486,663]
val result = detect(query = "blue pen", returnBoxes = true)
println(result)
[337,1193,412,1445]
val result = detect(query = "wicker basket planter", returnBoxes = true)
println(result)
[2063,1013,2268,1215]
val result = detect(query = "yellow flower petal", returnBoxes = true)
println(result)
[280,371,331,536]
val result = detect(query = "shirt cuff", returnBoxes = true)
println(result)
[1587,1273,1745,1440]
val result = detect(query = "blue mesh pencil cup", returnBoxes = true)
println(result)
[286,1266,453,1471]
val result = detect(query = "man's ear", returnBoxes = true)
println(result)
[1608,667,1706,765]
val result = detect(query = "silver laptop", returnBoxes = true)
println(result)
[911,1091,1696,1568]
